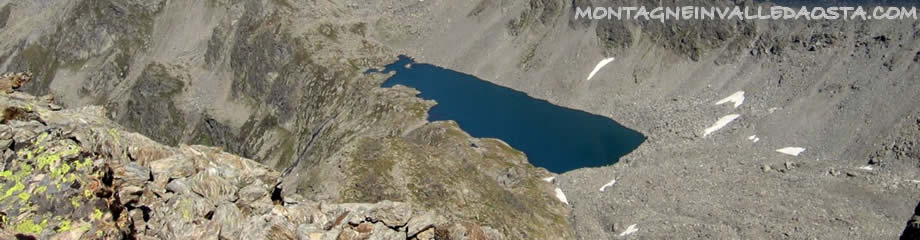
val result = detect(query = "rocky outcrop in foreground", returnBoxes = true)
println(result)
[0,92,503,239]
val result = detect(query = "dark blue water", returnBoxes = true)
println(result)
[378,56,645,173]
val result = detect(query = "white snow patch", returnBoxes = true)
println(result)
[715,91,745,108]
[776,147,806,156]
[753,138,760,143]
[599,179,617,192]
[703,114,741,137]
[618,224,638,237]
[586,57,615,81]
[554,188,569,205]
[858,165,874,171]
[542,176,556,183]
[768,107,780,113]
[748,135,760,143]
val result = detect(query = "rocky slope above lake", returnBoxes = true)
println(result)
[383,0,920,238]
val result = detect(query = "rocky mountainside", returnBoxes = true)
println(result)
[0,90,522,239]
[0,0,573,239]
[1,0,920,239]
[370,0,920,239]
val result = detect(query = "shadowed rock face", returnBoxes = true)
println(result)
[903,201,920,240]
[119,63,187,146]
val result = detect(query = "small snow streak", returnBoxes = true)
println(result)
[619,224,638,237]
[776,147,806,156]
[586,57,615,81]
[554,188,569,205]
[703,114,741,137]
[715,91,746,108]
[599,179,617,192]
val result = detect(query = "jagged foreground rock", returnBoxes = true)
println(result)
[0,92,556,239]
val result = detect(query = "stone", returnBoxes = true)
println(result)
[355,223,374,233]
[129,208,148,233]
[0,139,11,151]
[247,195,276,216]
[336,228,361,240]
[761,164,772,172]
[166,178,192,195]
[282,193,306,205]
[125,139,176,165]
[295,223,324,240]
[113,162,151,187]
[308,232,324,240]
[214,203,244,240]
[150,155,197,181]
[446,223,471,240]
[283,202,321,225]
[238,180,269,203]
[365,201,413,228]
[416,228,436,240]
[407,211,438,237]
[50,226,89,240]
[150,195,217,238]
[187,168,238,203]
[118,185,145,206]
[368,222,403,240]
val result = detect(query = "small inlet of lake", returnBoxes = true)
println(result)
[378,55,645,173]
